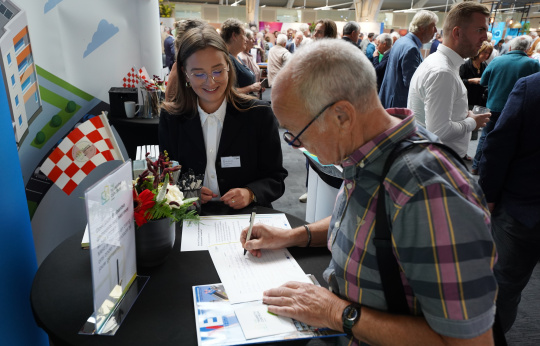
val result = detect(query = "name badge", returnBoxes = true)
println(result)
[221,156,241,168]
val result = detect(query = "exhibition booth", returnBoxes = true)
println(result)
[2,0,539,344]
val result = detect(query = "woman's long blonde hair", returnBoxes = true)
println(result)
[161,25,254,118]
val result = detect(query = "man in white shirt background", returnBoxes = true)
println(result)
[408,1,491,159]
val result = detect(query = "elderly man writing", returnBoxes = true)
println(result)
[241,38,497,345]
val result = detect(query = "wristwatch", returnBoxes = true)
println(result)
[342,303,361,337]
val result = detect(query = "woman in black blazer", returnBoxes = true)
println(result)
[159,25,287,209]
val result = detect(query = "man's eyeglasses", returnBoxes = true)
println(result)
[283,101,337,148]
[187,65,229,84]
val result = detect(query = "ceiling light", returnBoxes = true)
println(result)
[314,1,353,10]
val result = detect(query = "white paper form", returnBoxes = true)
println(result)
[208,242,312,304]
[234,304,297,339]
[181,214,291,252]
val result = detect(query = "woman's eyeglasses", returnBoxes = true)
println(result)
[187,65,229,84]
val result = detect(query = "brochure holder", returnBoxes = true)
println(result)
[79,275,149,335]
[79,160,147,336]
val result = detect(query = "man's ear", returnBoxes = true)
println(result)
[333,101,354,129]
[452,26,460,40]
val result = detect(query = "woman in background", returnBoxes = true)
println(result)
[159,25,287,209]
[460,41,493,109]
[459,41,492,144]
[220,18,262,95]
[238,29,263,83]
[264,36,273,61]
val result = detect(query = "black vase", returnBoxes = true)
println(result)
[135,218,175,267]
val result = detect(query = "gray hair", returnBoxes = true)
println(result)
[409,10,438,33]
[276,33,288,46]
[245,29,254,40]
[273,39,377,118]
[299,23,310,33]
[510,35,533,52]
[343,21,360,35]
[530,31,538,38]
[378,33,393,47]
[390,31,401,40]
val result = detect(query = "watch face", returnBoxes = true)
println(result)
[345,306,359,320]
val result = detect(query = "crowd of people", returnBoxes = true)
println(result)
[158,1,540,344]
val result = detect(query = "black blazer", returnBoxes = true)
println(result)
[159,99,288,207]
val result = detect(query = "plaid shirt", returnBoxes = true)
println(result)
[326,109,497,342]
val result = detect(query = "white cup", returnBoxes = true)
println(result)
[472,105,490,114]
[124,101,139,118]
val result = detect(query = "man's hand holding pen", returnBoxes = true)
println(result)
[240,224,301,258]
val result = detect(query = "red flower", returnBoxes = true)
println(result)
[133,189,155,227]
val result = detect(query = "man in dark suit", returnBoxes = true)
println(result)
[372,33,392,92]
[286,32,303,53]
[479,72,540,335]
[163,27,175,71]
[379,10,438,108]
[429,33,442,55]
[341,21,360,48]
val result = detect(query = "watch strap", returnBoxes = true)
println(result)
[342,303,361,337]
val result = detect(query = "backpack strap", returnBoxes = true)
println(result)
[373,139,465,315]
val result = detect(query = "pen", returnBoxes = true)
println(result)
[244,207,257,255]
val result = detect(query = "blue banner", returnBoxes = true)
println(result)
[491,22,505,43]
[0,71,48,345]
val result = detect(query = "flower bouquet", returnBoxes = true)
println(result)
[133,151,198,267]
[133,151,199,227]
[152,75,166,93]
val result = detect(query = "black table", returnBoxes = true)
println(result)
[31,205,335,346]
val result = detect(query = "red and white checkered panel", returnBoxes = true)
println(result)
[40,116,122,195]
[122,67,140,88]
[139,67,159,91]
